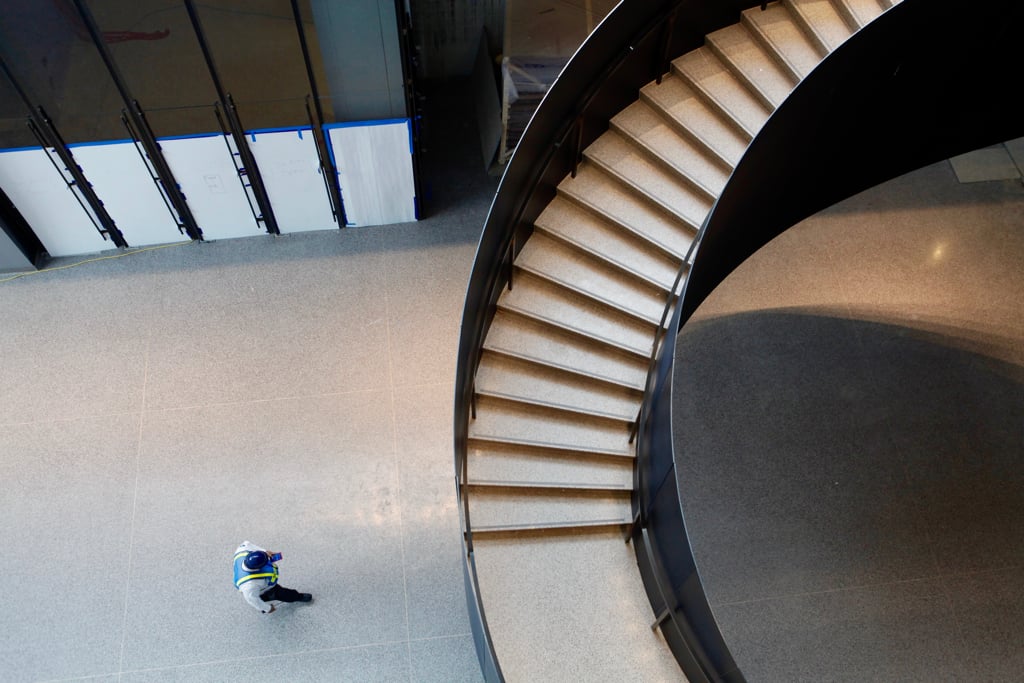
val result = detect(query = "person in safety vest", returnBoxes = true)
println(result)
[233,541,312,613]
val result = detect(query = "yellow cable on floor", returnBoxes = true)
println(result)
[0,240,193,284]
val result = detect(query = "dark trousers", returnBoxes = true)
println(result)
[260,584,304,603]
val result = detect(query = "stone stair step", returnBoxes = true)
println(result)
[466,487,631,533]
[786,0,855,53]
[639,73,749,168]
[611,101,730,199]
[584,129,716,228]
[468,395,634,458]
[484,309,648,391]
[672,47,772,138]
[471,532,683,680]
[535,195,680,292]
[497,271,655,358]
[837,0,885,27]
[476,352,641,422]
[467,440,634,488]
[706,23,798,109]
[559,162,697,257]
[515,232,665,324]
[742,2,826,79]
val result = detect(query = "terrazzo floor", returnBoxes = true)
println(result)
[675,159,1024,681]
[0,85,496,683]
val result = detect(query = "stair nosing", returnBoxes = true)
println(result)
[670,55,761,139]
[557,178,694,262]
[739,9,805,82]
[481,343,645,392]
[470,518,632,533]
[495,301,652,359]
[465,480,632,492]
[833,0,866,31]
[602,121,722,202]
[473,387,637,424]
[638,82,739,169]
[466,433,634,459]
[533,221,674,294]
[704,29,785,111]
[783,0,836,54]
[513,261,663,328]
[581,149,711,233]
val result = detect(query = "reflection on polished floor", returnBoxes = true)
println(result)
[675,160,1024,681]
[0,86,494,682]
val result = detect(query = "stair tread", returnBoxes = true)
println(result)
[467,479,631,491]
[516,233,666,323]
[468,441,634,488]
[469,490,631,529]
[484,310,648,390]
[672,47,771,138]
[477,352,641,422]
[839,0,885,27]
[469,397,634,457]
[584,129,716,227]
[787,0,855,52]
[497,273,655,357]
[640,73,749,167]
[612,101,730,197]
[707,23,798,108]
[743,2,826,79]
[470,517,631,533]
[559,163,697,258]
[536,195,680,291]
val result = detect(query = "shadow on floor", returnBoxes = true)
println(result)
[673,307,1024,682]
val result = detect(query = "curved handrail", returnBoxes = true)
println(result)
[632,1,1024,681]
[454,1,765,679]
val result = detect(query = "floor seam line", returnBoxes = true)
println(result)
[117,338,149,675]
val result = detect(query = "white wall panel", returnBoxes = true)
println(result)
[246,128,336,233]
[327,120,417,227]
[159,134,263,241]
[69,141,187,247]
[0,148,111,257]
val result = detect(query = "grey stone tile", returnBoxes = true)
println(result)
[0,269,149,424]
[143,281,391,409]
[403,521,471,640]
[949,146,1021,183]
[714,579,970,682]
[1006,137,1024,175]
[382,238,478,388]
[945,567,1024,679]
[390,383,470,639]
[120,394,408,670]
[409,635,483,683]
[0,416,139,682]
[120,642,411,682]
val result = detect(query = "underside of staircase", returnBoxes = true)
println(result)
[464,0,900,678]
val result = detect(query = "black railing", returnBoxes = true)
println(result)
[454,1,764,680]
[631,1,1024,681]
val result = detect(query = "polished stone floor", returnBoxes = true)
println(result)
[0,87,495,683]
[675,160,1024,682]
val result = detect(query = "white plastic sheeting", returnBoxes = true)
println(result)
[69,140,187,247]
[245,128,336,233]
[0,147,111,257]
[158,134,262,241]
[326,119,417,227]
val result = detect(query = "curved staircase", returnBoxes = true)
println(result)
[464,0,899,678]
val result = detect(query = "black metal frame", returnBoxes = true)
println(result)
[290,0,347,227]
[453,2,764,680]
[70,0,202,242]
[635,2,1024,682]
[184,0,279,235]
[0,56,127,248]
